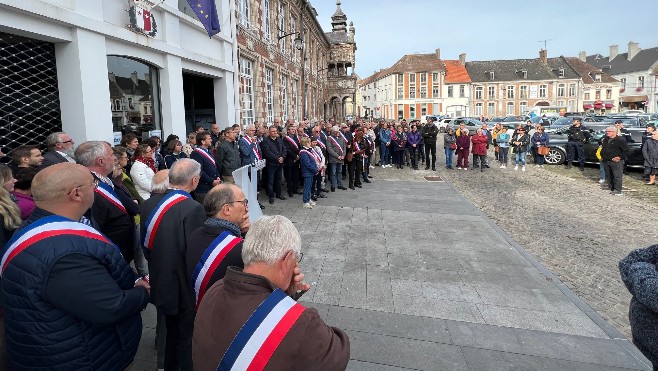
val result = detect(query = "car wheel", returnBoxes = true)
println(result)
[544,148,565,165]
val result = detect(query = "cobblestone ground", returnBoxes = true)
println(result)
[368,148,656,339]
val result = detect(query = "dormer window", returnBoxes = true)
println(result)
[594,74,601,82]
[489,71,495,80]
[558,68,565,78]
[521,70,527,79]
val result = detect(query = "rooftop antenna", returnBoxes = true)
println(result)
[537,38,556,50]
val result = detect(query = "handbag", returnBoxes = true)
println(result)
[538,146,549,156]
[345,152,354,162]
[595,147,602,161]
[450,143,457,150]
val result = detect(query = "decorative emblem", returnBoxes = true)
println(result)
[128,0,158,37]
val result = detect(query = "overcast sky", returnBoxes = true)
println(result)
[311,0,658,79]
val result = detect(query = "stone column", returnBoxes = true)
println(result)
[215,74,236,128]
[159,54,186,140]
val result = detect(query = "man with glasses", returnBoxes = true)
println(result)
[141,158,206,371]
[601,126,630,196]
[42,131,76,167]
[192,215,350,370]
[0,163,150,370]
[187,184,250,309]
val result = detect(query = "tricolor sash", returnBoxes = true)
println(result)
[242,136,262,160]
[194,148,216,166]
[192,231,242,309]
[339,132,348,143]
[95,181,127,213]
[217,289,305,371]
[328,136,343,155]
[285,135,299,150]
[142,190,191,250]
[299,149,320,163]
[1,216,116,275]
[315,138,326,150]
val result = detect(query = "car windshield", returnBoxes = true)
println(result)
[503,116,522,122]
[552,117,573,126]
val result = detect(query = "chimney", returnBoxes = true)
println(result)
[609,45,618,61]
[578,51,586,62]
[130,71,139,85]
[435,48,441,60]
[627,42,640,61]
[459,53,466,66]
[539,49,547,64]
[108,72,116,82]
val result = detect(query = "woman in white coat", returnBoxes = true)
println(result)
[130,144,156,200]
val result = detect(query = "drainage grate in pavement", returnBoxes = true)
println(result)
[423,176,444,182]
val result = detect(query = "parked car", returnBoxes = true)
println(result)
[450,118,485,135]
[434,118,451,132]
[543,128,644,168]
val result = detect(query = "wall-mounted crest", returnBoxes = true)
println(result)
[128,0,159,37]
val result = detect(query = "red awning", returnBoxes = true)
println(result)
[594,103,604,108]
[583,104,593,109]
[605,103,614,108]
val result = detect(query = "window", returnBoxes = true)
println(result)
[421,103,427,116]
[568,100,575,110]
[278,2,286,53]
[409,105,415,119]
[459,85,465,97]
[265,68,274,124]
[281,75,288,121]
[568,83,575,97]
[558,68,565,77]
[239,57,255,126]
[507,86,514,99]
[293,79,299,120]
[475,103,483,116]
[521,70,527,79]
[409,75,416,99]
[420,73,427,98]
[447,85,453,98]
[433,103,439,114]
[557,84,565,97]
[584,92,590,100]
[420,73,427,83]
[397,74,403,84]
[238,0,251,27]
[488,102,495,116]
[595,90,601,99]
[290,17,296,60]
[397,104,403,119]
[539,84,547,98]
[519,85,527,99]
[475,87,483,100]
[594,74,601,82]
[409,73,416,83]
[432,85,439,98]
[489,71,495,80]
[621,78,626,90]
[420,86,427,98]
[397,87,403,99]
[506,102,514,115]
[638,76,645,88]
[606,89,612,99]
[519,101,527,114]
[557,100,565,106]
[432,73,438,82]
[488,86,495,99]
[262,0,271,42]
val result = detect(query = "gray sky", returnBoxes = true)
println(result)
[312,0,658,79]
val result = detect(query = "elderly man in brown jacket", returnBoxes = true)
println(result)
[192,215,350,371]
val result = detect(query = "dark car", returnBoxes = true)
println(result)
[544,128,644,168]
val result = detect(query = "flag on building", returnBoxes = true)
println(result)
[135,6,153,32]
[187,0,221,37]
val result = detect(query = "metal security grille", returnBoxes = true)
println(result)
[0,32,62,149]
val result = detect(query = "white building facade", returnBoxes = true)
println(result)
[0,0,237,148]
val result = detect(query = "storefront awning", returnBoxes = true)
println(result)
[621,95,648,103]
[583,104,593,109]
[605,103,614,108]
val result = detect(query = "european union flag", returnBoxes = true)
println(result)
[187,0,220,37]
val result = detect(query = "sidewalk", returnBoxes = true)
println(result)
[132,176,651,370]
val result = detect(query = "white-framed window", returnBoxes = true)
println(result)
[420,86,427,98]
[397,104,404,119]
[487,102,495,116]
[488,86,495,99]
[432,85,439,98]
[447,85,453,98]
[506,102,514,115]
[568,100,575,110]
[638,76,645,88]
[539,84,547,98]
[293,79,299,120]
[606,89,612,99]
[459,85,465,97]
[594,74,601,82]
[281,75,288,121]
[475,87,483,100]
[519,85,527,99]
[595,90,601,99]
[621,78,626,89]
[409,74,416,99]
[114,99,121,111]
[397,74,403,84]
[420,73,427,83]
[568,83,576,97]
[265,67,274,124]
[432,73,438,83]
[507,86,514,99]
[409,104,415,118]
[397,87,403,99]
[238,0,251,27]
[557,83,565,97]
[290,16,296,61]
[278,2,286,53]
[519,101,527,114]
[558,68,565,77]
[557,100,565,106]
[433,103,439,114]
[262,0,271,42]
[584,92,590,100]
[475,103,483,116]
[409,73,416,83]
[239,57,255,126]
[421,103,427,116]
[420,73,427,98]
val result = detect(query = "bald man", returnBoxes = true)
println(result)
[0,163,149,370]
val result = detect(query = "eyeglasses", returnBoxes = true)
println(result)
[297,252,303,263]
[69,179,99,195]
[60,140,73,144]
[225,199,248,207]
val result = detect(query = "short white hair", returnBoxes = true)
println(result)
[151,176,170,193]
[242,215,301,266]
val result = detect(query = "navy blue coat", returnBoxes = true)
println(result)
[190,147,219,194]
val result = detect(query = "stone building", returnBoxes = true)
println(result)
[235,0,357,126]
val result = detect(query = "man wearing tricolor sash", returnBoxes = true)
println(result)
[187,184,250,309]
[190,132,222,203]
[283,123,301,198]
[1,163,149,370]
[141,159,206,371]
[193,215,350,370]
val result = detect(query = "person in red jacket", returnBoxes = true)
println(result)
[456,129,471,170]
[471,129,489,172]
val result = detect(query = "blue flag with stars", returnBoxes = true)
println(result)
[187,0,220,37]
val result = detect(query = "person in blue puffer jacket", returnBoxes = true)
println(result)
[379,123,392,167]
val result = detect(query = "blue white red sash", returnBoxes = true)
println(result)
[192,231,242,309]
[315,138,326,150]
[299,132,309,138]
[339,132,348,143]
[328,136,343,155]
[241,136,262,160]
[299,148,320,163]
[142,190,191,250]
[285,135,299,150]
[217,289,305,371]
[94,181,127,213]
[194,148,216,166]
[1,216,115,275]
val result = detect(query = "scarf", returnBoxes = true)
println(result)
[136,156,157,173]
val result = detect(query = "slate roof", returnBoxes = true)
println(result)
[325,31,351,44]
[443,60,471,83]
[465,57,579,82]
[387,54,445,74]
[561,57,618,84]
[586,47,658,75]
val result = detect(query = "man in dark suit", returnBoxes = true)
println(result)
[141,158,206,371]
[42,131,76,167]
[282,123,301,197]
[189,132,221,203]
[260,125,287,204]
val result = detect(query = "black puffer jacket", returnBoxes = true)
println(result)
[421,123,439,143]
